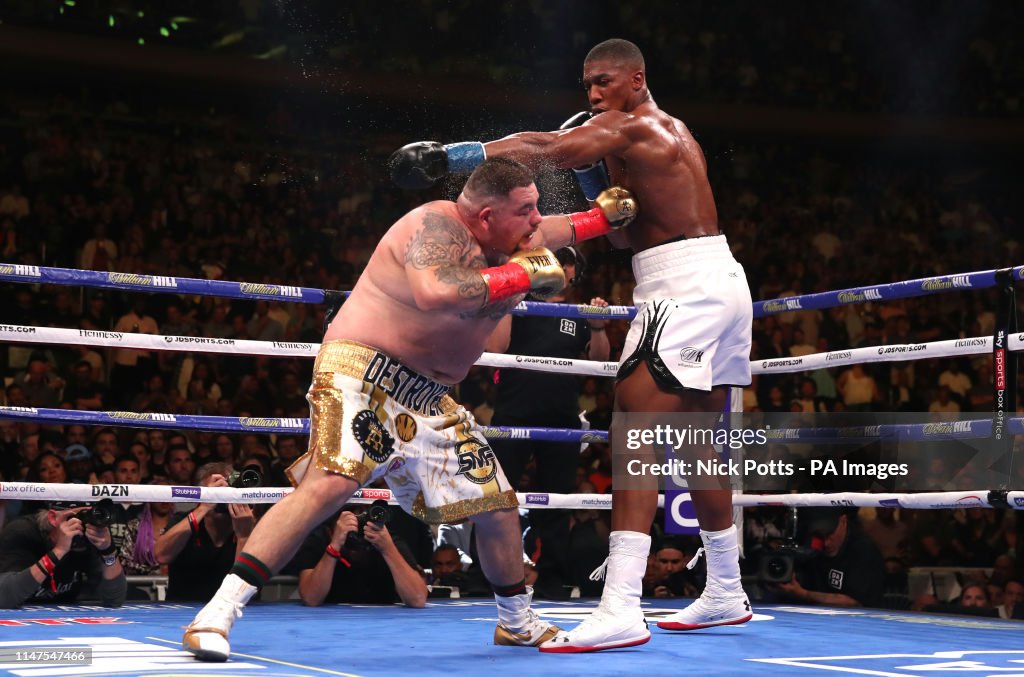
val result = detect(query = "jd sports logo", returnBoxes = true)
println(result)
[560,319,576,336]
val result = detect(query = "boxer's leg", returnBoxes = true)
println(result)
[184,464,359,661]
[472,507,560,646]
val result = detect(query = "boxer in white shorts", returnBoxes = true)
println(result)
[396,38,757,651]
[618,235,752,393]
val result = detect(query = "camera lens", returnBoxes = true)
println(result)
[766,557,787,579]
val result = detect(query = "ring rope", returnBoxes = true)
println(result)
[1,481,1021,512]
[0,262,1020,321]
[0,324,1021,379]
[1,404,1022,445]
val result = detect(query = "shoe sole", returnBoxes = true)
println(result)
[538,632,651,654]
[656,613,753,631]
[184,646,229,662]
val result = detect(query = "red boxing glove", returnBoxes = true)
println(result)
[568,207,613,243]
[481,248,566,305]
[481,264,531,304]
[567,187,638,243]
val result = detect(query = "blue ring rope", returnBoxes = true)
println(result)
[0,263,1019,320]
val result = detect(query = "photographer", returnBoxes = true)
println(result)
[293,502,427,608]
[773,507,884,608]
[0,503,125,608]
[155,462,256,601]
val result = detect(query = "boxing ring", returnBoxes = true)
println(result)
[0,262,1022,676]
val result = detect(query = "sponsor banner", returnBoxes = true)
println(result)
[107,272,177,288]
[171,486,201,499]
[357,488,393,501]
[0,263,42,277]
[239,282,303,298]
[664,490,700,534]
[0,482,49,496]
[525,494,549,505]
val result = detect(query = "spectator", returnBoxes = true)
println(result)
[649,540,700,599]
[63,444,97,484]
[110,299,159,404]
[292,505,426,608]
[15,353,63,409]
[165,445,197,486]
[773,507,884,607]
[928,385,961,415]
[154,462,256,601]
[836,364,881,412]
[1002,579,1024,619]
[60,360,107,410]
[0,504,125,608]
[429,544,464,589]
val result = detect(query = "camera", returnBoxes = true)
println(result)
[228,464,263,489]
[346,500,391,549]
[77,498,116,529]
[754,539,817,584]
[216,464,263,514]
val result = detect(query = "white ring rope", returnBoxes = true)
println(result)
[2,482,1021,511]
[0,324,1021,378]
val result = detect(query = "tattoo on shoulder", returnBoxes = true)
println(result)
[406,211,488,301]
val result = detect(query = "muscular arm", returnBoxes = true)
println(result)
[404,211,489,313]
[484,114,633,171]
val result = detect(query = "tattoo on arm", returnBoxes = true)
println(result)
[406,211,488,302]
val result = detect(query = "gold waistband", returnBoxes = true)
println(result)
[314,340,456,416]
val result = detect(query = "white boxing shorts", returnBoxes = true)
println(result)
[619,235,752,391]
[287,340,518,523]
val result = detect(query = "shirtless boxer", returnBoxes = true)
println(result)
[391,38,753,652]
[183,158,636,661]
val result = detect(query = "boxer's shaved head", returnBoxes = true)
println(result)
[585,39,645,71]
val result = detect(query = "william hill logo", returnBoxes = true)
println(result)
[0,264,41,277]
[837,289,882,303]
[108,412,176,422]
[240,417,303,429]
[107,272,177,287]
[923,421,973,435]
[921,275,972,291]
[239,283,303,298]
[762,298,803,313]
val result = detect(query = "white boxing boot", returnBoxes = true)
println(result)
[657,525,752,631]
[183,574,258,661]
[539,531,651,653]
[493,586,561,646]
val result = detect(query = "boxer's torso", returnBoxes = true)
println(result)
[324,201,506,384]
[602,101,720,252]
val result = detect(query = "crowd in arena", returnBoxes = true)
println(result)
[0,2,1021,616]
